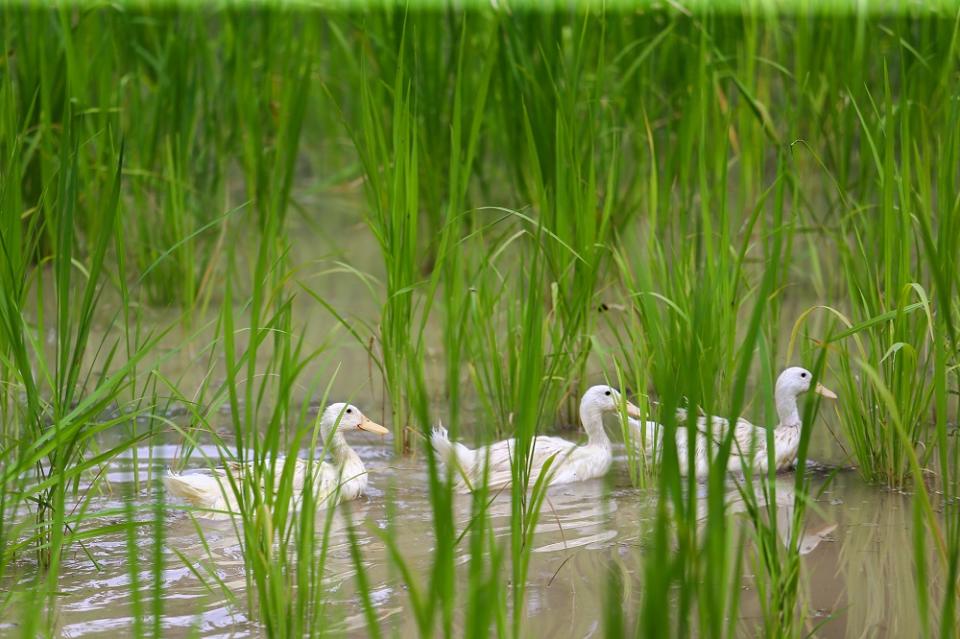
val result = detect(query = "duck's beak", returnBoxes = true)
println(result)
[358,417,389,435]
[625,401,643,419]
[815,383,838,400]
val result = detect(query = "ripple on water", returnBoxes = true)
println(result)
[5,445,946,638]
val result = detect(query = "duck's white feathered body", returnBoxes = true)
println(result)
[629,416,801,477]
[164,404,386,518]
[430,429,612,492]
[431,386,639,493]
[628,367,836,478]
[163,453,369,517]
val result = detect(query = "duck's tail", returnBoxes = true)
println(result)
[430,424,478,477]
[628,418,666,456]
[163,469,230,511]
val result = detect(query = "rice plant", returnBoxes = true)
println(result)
[341,33,429,452]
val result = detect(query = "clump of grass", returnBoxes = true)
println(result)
[165,224,349,636]
[798,55,955,487]
[598,34,833,631]
[432,15,497,441]
[822,299,936,487]
[0,113,168,633]
[505,14,626,415]
[339,33,430,453]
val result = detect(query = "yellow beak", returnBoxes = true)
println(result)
[625,401,643,419]
[356,416,389,435]
[815,383,838,400]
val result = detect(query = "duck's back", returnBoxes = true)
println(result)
[165,455,357,517]
[472,435,602,491]
[669,419,773,477]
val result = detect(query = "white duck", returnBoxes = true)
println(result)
[164,403,388,517]
[431,385,641,492]
[629,367,837,478]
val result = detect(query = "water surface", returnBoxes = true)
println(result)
[5,196,943,637]
[8,441,939,638]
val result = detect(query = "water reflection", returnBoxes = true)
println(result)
[721,477,838,556]
[825,482,933,638]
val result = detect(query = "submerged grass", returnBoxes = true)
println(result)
[1,5,959,638]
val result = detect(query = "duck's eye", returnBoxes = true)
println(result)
[604,390,611,396]
[800,372,807,378]
[346,408,353,414]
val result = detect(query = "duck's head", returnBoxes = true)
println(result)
[581,385,643,419]
[776,367,837,400]
[321,403,389,438]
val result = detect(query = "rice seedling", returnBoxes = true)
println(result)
[0,119,172,637]
[503,14,624,406]
[162,224,358,637]
[432,15,497,441]
[338,31,429,452]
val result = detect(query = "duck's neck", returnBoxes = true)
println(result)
[775,390,801,429]
[580,406,612,450]
[330,432,361,468]
[325,431,368,499]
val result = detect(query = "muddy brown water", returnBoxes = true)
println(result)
[3,439,943,638]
